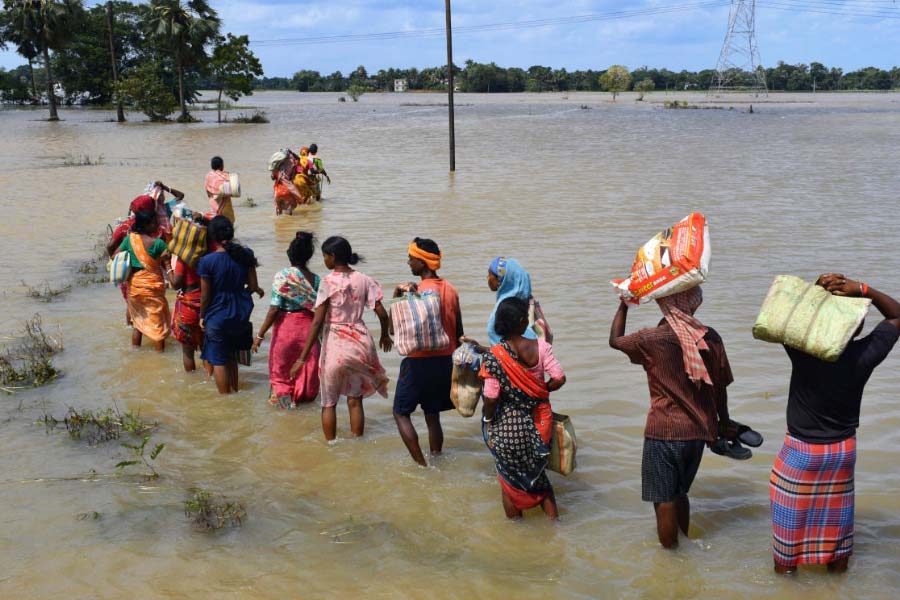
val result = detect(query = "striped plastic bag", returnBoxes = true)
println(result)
[167,217,207,270]
[389,291,450,356]
[108,251,131,286]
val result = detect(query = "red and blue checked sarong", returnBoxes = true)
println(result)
[770,434,856,566]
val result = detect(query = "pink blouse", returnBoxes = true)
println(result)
[315,270,383,325]
[483,339,563,398]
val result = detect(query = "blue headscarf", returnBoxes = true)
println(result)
[487,256,537,345]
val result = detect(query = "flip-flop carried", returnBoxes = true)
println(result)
[710,437,753,460]
[734,422,764,447]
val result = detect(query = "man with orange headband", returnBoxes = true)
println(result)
[392,237,464,466]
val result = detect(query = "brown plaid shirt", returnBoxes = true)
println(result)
[611,323,733,442]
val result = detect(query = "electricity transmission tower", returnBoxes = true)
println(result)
[710,0,767,96]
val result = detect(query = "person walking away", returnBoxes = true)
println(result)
[198,216,264,394]
[392,238,463,466]
[308,143,330,201]
[167,214,209,373]
[272,152,302,215]
[108,194,158,326]
[770,274,900,575]
[292,236,392,441]
[485,257,552,347]
[609,287,734,548]
[118,211,171,351]
[291,147,317,206]
[479,297,566,519]
[205,156,236,223]
[252,232,321,408]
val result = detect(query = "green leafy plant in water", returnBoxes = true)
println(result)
[184,488,247,530]
[117,434,165,479]
[243,196,257,208]
[43,405,156,445]
[1,314,62,393]
[230,110,268,123]
[62,153,104,167]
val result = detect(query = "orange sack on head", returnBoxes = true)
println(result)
[611,212,710,304]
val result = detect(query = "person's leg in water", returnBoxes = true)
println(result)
[227,360,239,392]
[181,343,196,372]
[348,396,364,437]
[827,556,849,574]
[501,489,523,520]
[212,365,231,394]
[653,497,687,548]
[394,412,427,466]
[154,338,165,352]
[541,489,559,520]
[424,412,444,455]
[322,405,337,441]
[131,328,142,348]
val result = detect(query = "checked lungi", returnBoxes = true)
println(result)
[770,434,856,566]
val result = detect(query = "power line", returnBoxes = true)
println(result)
[250,1,733,47]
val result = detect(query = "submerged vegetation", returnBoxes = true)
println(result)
[230,110,268,123]
[62,153,104,167]
[42,405,156,445]
[0,314,62,393]
[23,280,71,302]
[185,488,247,530]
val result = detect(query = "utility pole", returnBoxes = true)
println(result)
[709,0,767,97]
[107,1,125,122]
[445,0,456,172]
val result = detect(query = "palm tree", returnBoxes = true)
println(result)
[146,0,220,122]
[2,0,82,120]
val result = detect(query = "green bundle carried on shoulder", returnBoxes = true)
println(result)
[753,275,871,362]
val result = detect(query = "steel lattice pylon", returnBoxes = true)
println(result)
[710,0,767,96]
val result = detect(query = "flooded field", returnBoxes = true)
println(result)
[0,91,899,598]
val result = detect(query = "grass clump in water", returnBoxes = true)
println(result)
[230,110,269,123]
[23,280,71,302]
[244,196,257,208]
[63,153,104,167]
[42,405,156,445]
[185,488,247,530]
[0,314,62,392]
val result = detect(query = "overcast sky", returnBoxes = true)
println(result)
[2,0,898,76]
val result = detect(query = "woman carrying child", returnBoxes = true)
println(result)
[477,297,566,519]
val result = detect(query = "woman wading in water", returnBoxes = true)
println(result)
[477,297,566,519]
[198,216,263,394]
[292,236,392,441]
[253,232,321,408]
[118,210,171,351]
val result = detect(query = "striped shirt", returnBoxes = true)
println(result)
[611,323,732,442]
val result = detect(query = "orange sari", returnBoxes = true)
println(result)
[127,233,171,342]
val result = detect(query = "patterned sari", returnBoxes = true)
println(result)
[268,268,321,407]
[479,342,553,510]
[127,233,170,342]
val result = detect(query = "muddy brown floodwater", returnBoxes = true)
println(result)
[0,91,898,598]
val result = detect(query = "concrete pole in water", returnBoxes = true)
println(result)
[445,0,456,172]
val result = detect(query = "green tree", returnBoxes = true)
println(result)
[117,60,176,121]
[292,69,322,92]
[347,81,367,102]
[146,0,220,122]
[209,33,262,123]
[634,77,654,101]
[599,65,630,101]
[2,0,83,120]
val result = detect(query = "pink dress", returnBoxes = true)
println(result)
[314,270,389,408]
[483,339,563,399]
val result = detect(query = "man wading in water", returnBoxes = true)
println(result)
[609,287,736,548]
[770,274,900,574]
[392,238,463,466]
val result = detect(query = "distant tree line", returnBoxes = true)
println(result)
[253,60,900,94]
[0,0,262,122]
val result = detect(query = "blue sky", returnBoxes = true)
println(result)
[2,0,899,76]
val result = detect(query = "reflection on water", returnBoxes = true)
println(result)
[1,92,899,598]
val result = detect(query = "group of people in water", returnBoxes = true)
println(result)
[270,144,329,215]
[105,154,899,576]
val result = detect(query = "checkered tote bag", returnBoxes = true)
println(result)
[389,291,450,356]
